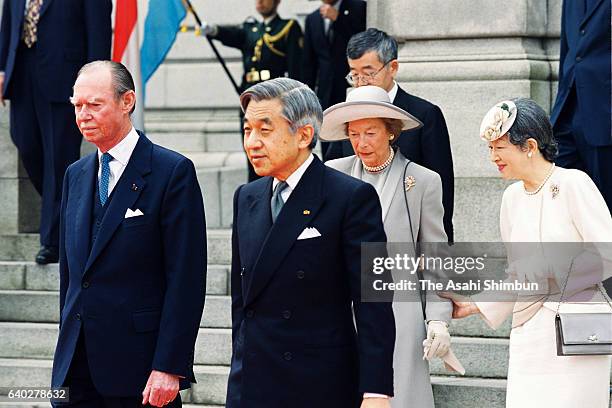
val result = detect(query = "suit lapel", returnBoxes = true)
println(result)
[380,153,404,222]
[83,134,152,275]
[580,0,604,27]
[241,178,274,296]
[244,157,326,305]
[71,154,96,274]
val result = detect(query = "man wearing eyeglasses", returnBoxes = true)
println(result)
[303,0,366,161]
[346,28,455,243]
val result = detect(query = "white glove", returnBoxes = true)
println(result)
[201,22,217,37]
[422,320,451,361]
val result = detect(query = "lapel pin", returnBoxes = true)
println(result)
[131,183,139,191]
[344,10,349,15]
[303,210,311,215]
[550,183,559,199]
[404,176,416,191]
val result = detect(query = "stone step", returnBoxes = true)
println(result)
[449,314,511,338]
[0,321,518,378]
[0,323,231,366]
[0,291,231,329]
[0,358,510,407]
[0,262,230,295]
[0,229,232,264]
[146,120,243,154]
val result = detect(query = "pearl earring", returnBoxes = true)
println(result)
[528,152,533,158]
[389,135,394,141]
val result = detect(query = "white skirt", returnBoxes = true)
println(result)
[506,305,611,408]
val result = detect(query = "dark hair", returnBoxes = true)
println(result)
[240,78,322,150]
[506,98,558,162]
[346,28,398,64]
[77,60,136,114]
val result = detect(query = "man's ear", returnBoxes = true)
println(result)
[388,59,399,77]
[121,90,136,114]
[297,124,315,149]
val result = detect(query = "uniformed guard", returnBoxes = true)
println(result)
[204,0,303,181]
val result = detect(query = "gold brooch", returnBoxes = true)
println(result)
[404,176,416,191]
[550,183,559,199]
[303,210,311,215]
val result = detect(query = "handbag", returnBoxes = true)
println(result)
[554,279,612,356]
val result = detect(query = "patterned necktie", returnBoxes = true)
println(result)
[99,153,113,206]
[271,181,288,222]
[23,0,44,48]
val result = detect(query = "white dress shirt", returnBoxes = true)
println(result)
[97,127,139,196]
[272,153,314,202]
[387,81,399,104]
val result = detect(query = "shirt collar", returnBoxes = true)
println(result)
[97,127,139,166]
[333,0,343,10]
[263,13,278,25]
[273,153,314,193]
[387,81,399,103]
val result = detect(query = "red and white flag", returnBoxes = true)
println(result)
[112,0,145,130]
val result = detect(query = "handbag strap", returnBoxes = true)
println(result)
[556,259,612,315]
[401,160,426,318]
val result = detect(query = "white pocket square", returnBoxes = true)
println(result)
[124,208,144,219]
[297,227,321,240]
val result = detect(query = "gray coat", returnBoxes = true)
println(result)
[327,152,452,408]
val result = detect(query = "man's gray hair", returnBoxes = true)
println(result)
[506,98,558,162]
[77,60,136,114]
[239,78,322,149]
[346,28,398,64]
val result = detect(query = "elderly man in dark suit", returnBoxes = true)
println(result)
[551,0,611,212]
[50,61,206,408]
[0,0,112,264]
[346,29,455,243]
[226,77,395,408]
[303,0,366,161]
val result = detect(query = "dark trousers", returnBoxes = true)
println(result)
[553,87,612,214]
[9,43,82,246]
[52,332,182,408]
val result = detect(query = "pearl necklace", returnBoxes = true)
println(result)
[524,163,556,195]
[363,147,395,173]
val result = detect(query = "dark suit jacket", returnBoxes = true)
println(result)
[226,156,395,408]
[392,86,455,243]
[0,0,112,102]
[51,133,206,396]
[550,0,611,146]
[303,0,366,109]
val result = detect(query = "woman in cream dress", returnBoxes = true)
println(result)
[443,98,612,407]
[321,86,464,408]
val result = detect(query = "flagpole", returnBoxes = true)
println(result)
[181,0,241,96]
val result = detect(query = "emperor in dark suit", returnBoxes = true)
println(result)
[346,29,455,242]
[227,77,395,408]
[550,0,612,212]
[0,0,112,263]
[51,62,206,408]
[303,0,366,160]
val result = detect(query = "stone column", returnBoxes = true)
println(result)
[369,0,561,241]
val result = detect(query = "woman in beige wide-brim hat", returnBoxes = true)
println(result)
[441,98,612,408]
[322,86,464,408]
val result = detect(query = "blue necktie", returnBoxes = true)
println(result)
[271,181,288,222]
[99,153,113,206]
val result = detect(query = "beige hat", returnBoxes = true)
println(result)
[479,100,517,142]
[320,86,423,141]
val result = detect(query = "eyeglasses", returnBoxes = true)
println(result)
[345,60,392,86]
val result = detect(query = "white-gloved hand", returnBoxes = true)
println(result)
[201,22,217,37]
[422,320,451,361]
